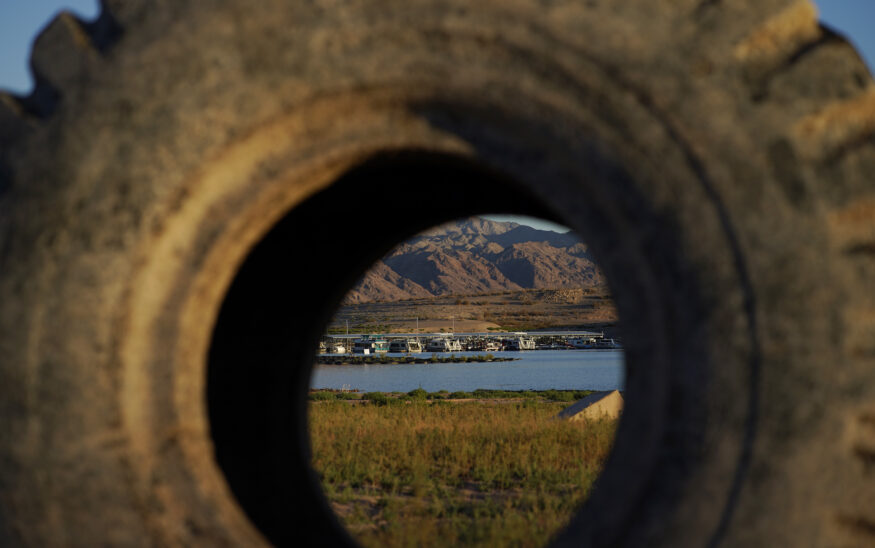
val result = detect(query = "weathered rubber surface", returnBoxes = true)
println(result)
[1,0,873,546]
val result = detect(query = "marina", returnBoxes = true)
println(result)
[314,353,518,366]
[320,330,621,354]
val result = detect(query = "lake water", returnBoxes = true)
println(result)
[310,350,625,392]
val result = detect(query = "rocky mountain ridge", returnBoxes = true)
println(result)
[346,218,605,303]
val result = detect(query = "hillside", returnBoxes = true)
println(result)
[345,218,605,303]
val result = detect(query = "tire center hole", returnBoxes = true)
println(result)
[206,153,627,546]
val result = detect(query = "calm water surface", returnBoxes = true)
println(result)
[310,350,624,392]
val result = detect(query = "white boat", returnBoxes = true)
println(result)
[352,336,389,354]
[425,338,462,352]
[328,342,347,354]
[389,339,423,353]
[483,341,502,352]
[594,338,622,349]
[506,337,535,351]
[569,337,597,349]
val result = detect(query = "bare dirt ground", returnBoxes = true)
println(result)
[327,287,620,336]
[391,318,500,332]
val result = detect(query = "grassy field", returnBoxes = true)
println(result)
[309,397,617,547]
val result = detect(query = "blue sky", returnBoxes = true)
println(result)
[2,1,872,233]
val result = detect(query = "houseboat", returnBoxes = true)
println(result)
[569,337,597,349]
[327,342,347,354]
[594,338,622,349]
[425,337,463,352]
[505,336,536,351]
[389,339,423,353]
[352,335,389,354]
[483,340,502,352]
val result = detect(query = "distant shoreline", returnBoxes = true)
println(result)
[315,353,517,366]
[309,387,598,404]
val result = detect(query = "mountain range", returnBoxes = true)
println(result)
[345,218,605,303]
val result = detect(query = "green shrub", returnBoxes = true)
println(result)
[310,391,336,401]
[407,387,428,400]
[363,392,390,406]
[448,391,472,399]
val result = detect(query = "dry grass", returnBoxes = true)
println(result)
[327,288,618,334]
[309,400,617,547]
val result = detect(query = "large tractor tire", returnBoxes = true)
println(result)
[1,0,873,546]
